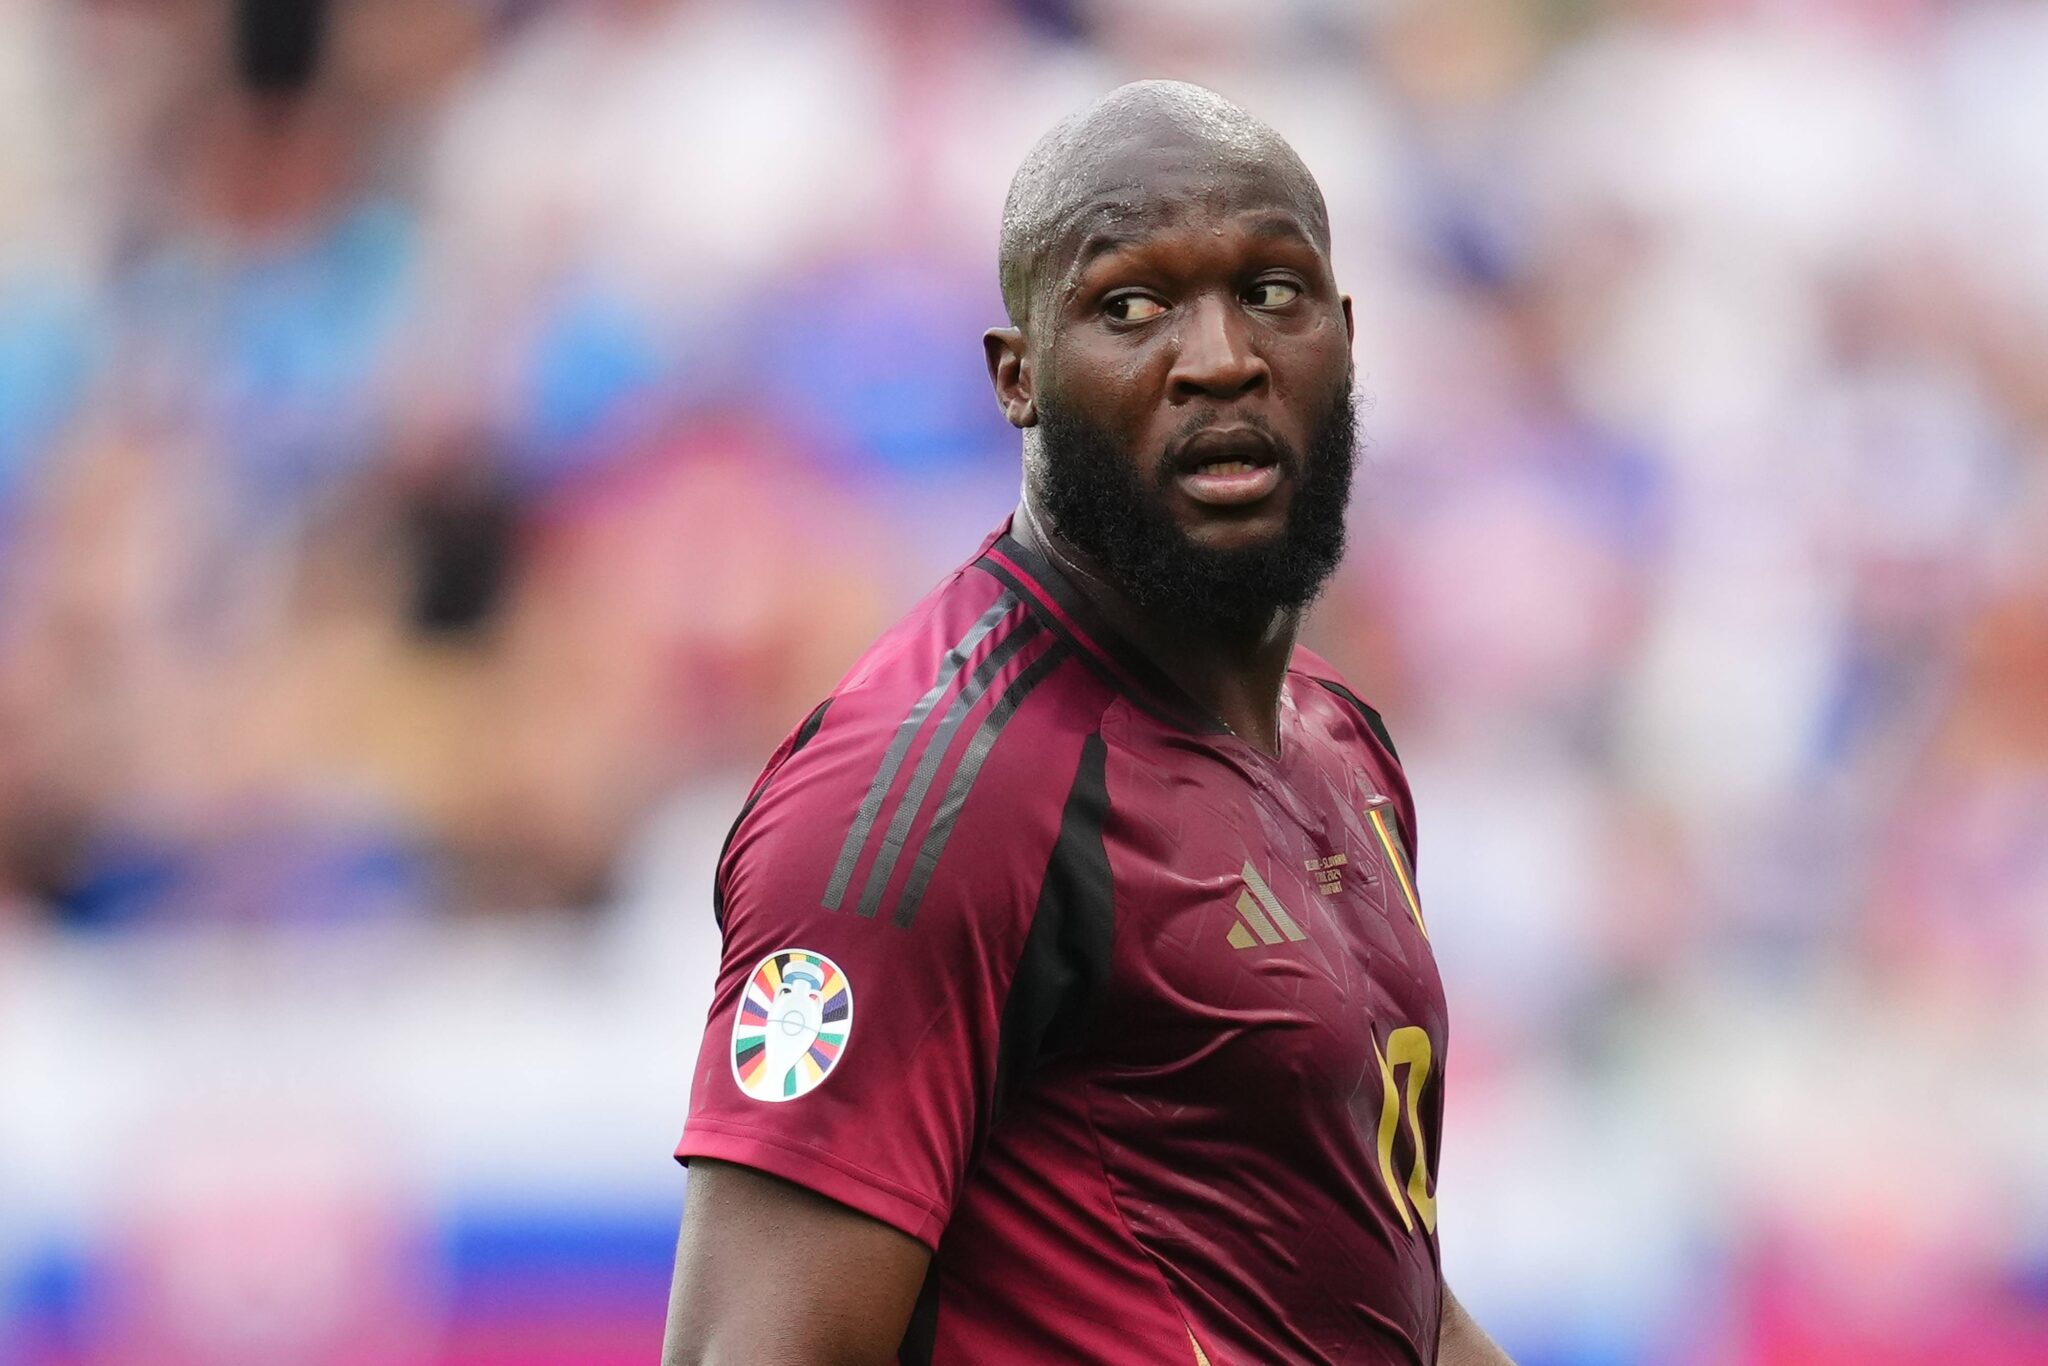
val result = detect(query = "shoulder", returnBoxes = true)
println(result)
[1289,645,1402,766]
[722,563,1116,934]
[1289,646,1422,864]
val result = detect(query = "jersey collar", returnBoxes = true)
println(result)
[973,514,1232,737]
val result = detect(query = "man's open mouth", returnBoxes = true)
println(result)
[1173,428,1286,507]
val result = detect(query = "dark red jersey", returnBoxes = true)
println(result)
[679,518,1449,1365]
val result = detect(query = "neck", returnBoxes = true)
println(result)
[1016,493,1299,756]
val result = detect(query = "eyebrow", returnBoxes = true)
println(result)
[1067,209,1321,277]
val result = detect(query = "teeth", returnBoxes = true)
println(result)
[1198,460,1257,474]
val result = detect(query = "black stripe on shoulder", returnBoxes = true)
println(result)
[1312,677,1400,762]
[713,697,832,931]
[792,697,832,749]
[858,618,1045,920]
[823,593,1019,912]
[890,637,1064,928]
[989,730,1114,1118]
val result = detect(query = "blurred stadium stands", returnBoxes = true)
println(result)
[1,0,2044,1361]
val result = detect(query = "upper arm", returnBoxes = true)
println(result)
[662,1158,930,1366]
[670,665,1100,1346]
[678,719,1080,1243]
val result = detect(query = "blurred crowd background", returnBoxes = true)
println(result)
[1,0,2044,1362]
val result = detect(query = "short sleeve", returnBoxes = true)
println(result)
[677,684,1099,1249]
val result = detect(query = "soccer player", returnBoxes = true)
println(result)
[662,81,1513,1365]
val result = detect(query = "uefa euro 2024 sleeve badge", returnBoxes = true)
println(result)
[732,949,852,1102]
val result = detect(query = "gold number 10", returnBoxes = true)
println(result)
[1372,1026,1436,1234]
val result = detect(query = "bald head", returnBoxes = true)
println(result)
[998,81,1330,329]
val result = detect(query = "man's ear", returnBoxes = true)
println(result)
[984,327,1037,429]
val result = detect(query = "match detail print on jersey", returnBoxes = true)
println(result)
[732,949,853,1102]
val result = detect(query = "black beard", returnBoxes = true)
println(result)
[1031,385,1357,635]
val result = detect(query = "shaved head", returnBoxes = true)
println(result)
[998,80,1331,329]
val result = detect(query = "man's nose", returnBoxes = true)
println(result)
[1168,294,1269,402]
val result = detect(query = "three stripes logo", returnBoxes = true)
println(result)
[822,592,1064,928]
[1225,861,1310,949]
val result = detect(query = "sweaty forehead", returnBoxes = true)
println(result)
[1049,148,1324,277]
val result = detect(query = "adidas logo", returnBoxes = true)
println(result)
[1225,861,1309,949]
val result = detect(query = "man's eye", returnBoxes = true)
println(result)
[1246,281,1302,308]
[1105,294,1167,323]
